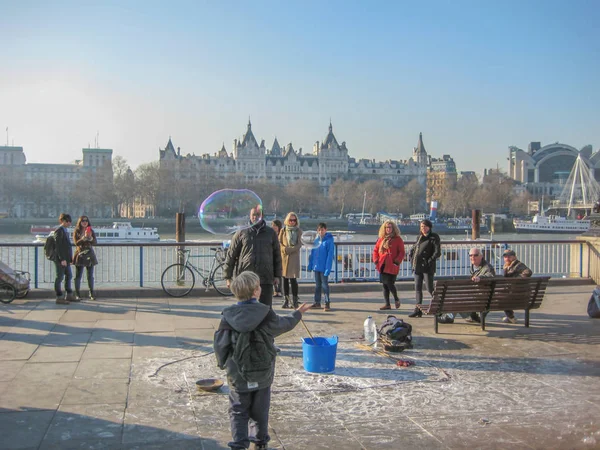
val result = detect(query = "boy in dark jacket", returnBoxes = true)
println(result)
[214,271,311,450]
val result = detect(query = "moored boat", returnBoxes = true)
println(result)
[33,222,160,243]
[513,214,590,234]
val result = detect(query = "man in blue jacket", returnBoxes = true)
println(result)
[308,222,334,311]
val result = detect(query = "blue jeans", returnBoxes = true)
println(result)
[54,262,73,297]
[314,271,330,304]
[228,387,271,449]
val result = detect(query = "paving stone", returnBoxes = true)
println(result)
[29,345,85,363]
[74,358,131,379]
[0,341,39,360]
[0,410,55,449]
[17,362,78,384]
[61,379,129,405]
[122,405,199,445]
[0,379,69,411]
[95,319,136,330]
[81,343,132,359]
[89,330,134,344]
[0,360,27,381]
[39,403,125,449]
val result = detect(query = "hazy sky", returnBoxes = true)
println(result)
[1,0,598,174]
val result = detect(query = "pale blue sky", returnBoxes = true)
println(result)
[1,0,598,174]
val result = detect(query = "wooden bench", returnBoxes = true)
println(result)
[421,277,551,333]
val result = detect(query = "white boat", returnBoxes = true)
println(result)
[513,214,590,234]
[34,222,160,243]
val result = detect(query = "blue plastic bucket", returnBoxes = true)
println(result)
[302,336,338,373]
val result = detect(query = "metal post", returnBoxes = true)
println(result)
[176,213,185,266]
[334,244,338,283]
[139,247,144,287]
[471,209,481,240]
[34,246,39,289]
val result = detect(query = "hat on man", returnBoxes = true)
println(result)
[503,249,516,257]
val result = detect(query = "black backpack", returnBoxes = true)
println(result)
[379,315,413,351]
[230,322,277,385]
[44,230,59,261]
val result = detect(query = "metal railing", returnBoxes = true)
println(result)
[0,240,586,289]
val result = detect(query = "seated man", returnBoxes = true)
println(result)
[501,249,532,323]
[442,247,496,324]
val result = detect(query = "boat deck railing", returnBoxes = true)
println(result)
[0,239,590,289]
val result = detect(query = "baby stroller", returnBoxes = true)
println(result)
[0,261,30,304]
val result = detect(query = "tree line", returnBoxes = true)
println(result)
[114,157,532,219]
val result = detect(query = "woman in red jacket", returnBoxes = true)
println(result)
[373,220,405,310]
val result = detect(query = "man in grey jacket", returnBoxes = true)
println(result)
[214,271,310,450]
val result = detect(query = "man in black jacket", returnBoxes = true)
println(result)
[53,213,77,305]
[224,206,282,307]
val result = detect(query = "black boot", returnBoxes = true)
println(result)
[282,295,291,309]
[292,295,299,309]
[75,289,82,301]
[408,307,423,318]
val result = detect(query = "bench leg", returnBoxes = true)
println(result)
[525,309,530,327]
[481,311,486,331]
[434,315,438,334]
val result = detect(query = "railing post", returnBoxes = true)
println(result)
[580,242,583,278]
[334,244,338,283]
[34,246,39,289]
[139,246,144,287]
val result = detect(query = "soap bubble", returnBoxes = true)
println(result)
[199,189,262,235]
[301,230,321,249]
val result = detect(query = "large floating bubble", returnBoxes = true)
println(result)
[301,230,321,249]
[199,189,263,235]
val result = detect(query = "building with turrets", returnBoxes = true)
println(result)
[158,121,430,195]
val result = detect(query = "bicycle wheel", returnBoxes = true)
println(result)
[161,264,195,297]
[0,283,17,304]
[211,263,232,296]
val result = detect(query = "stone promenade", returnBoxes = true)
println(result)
[0,281,599,449]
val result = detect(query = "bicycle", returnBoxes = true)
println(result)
[161,247,232,297]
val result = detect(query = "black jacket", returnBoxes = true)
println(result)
[54,226,73,263]
[224,219,282,284]
[409,231,441,275]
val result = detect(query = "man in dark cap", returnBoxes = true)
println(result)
[502,249,532,323]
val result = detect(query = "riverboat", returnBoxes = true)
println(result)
[33,222,160,243]
[513,214,590,234]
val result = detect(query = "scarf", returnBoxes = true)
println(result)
[286,225,299,246]
[381,234,392,251]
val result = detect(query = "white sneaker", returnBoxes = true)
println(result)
[502,316,517,324]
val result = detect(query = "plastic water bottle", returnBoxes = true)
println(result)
[364,316,377,344]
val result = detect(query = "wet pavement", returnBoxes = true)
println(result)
[0,281,599,449]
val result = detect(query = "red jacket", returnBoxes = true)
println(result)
[373,235,405,275]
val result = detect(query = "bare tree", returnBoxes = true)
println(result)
[328,179,356,218]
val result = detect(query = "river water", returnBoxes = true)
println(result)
[0,231,583,244]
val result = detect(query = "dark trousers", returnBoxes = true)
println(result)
[74,265,94,294]
[283,277,298,297]
[258,284,273,308]
[314,271,330,304]
[228,387,271,449]
[380,272,399,304]
[504,309,515,318]
[414,272,434,305]
[274,277,283,295]
[54,262,73,297]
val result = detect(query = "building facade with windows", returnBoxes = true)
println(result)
[0,146,113,218]
[159,121,429,194]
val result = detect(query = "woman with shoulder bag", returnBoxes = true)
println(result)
[373,220,405,310]
[72,216,98,300]
[408,219,441,317]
